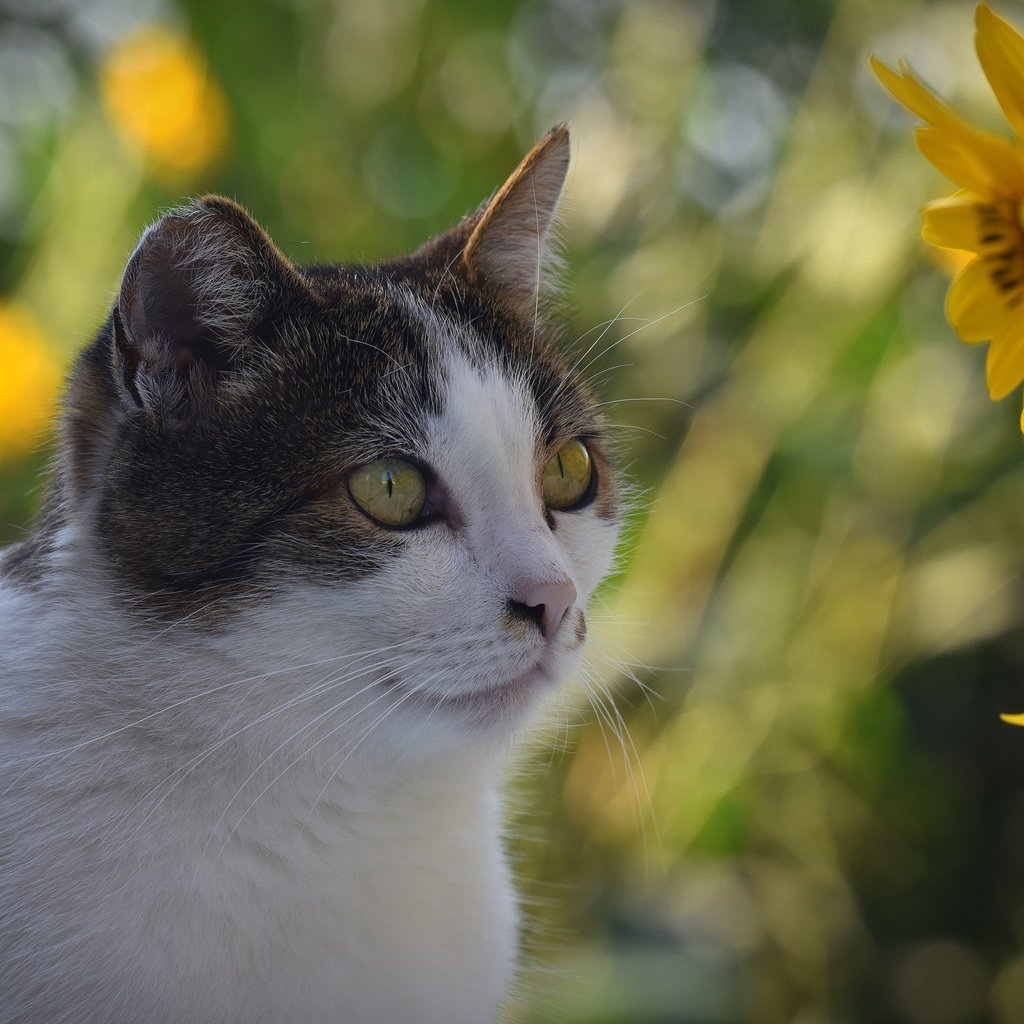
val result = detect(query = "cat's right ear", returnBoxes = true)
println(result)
[112,197,302,421]
[461,125,570,318]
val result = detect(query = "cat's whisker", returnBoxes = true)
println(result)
[1,637,428,799]
[484,306,643,413]
[584,643,683,680]
[113,662,391,847]
[298,670,449,833]
[135,595,231,648]
[596,650,680,682]
[214,673,435,864]
[601,422,668,440]
[573,669,624,800]
[110,650,433,846]
[575,665,661,878]
[198,659,436,860]
[584,662,658,776]
[86,639,426,753]
[585,295,706,370]
[586,651,668,709]
[543,295,706,422]
[564,295,639,379]
[605,684,663,881]
[541,296,639,410]
[578,361,635,394]
[539,692,574,770]
[222,666,279,722]
[206,683,411,868]
[595,396,693,409]
[128,643,436,827]
[566,312,646,350]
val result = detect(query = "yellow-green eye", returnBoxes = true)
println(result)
[348,458,426,528]
[542,439,593,511]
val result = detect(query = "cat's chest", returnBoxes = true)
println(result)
[160,782,518,1023]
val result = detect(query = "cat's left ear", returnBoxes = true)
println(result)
[112,196,304,421]
[461,124,570,317]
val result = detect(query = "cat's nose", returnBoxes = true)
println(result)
[509,579,576,641]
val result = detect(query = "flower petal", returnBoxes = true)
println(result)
[946,255,1014,342]
[928,244,976,279]
[921,192,986,251]
[871,55,1024,193]
[975,4,1024,142]
[915,125,1024,195]
[985,319,1024,398]
[871,56,976,134]
[1001,712,1024,725]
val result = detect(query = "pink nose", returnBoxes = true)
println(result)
[512,579,577,641]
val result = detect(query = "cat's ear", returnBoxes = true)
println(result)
[112,197,300,419]
[462,124,570,317]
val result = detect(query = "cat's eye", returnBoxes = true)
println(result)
[348,458,427,528]
[542,439,593,511]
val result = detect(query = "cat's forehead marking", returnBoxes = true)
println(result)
[397,285,546,440]
[434,350,539,467]
[396,289,545,522]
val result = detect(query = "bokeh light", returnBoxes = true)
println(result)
[100,25,228,182]
[0,301,61,462]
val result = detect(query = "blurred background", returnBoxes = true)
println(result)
[1,0,1023,1020]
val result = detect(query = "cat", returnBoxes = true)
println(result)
[0,125,621,1024]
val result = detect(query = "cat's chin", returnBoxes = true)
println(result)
[386,658,560,730]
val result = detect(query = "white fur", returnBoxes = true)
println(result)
[0,342,618,1022]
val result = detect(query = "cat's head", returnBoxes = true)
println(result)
[61,126,620,748]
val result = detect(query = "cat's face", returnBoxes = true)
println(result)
[61,127,620,751]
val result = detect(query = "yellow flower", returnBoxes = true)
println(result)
[100,26,229,184]
[0,302,62,464]
[872,3,1024,430]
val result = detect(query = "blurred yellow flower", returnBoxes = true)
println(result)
[100,26,229,184]
[873,4,1024,431]
[0,302,62,463]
